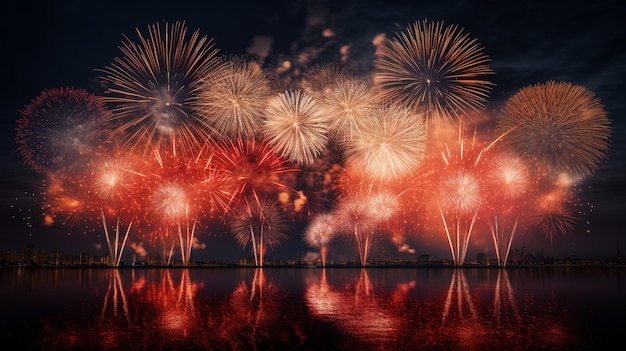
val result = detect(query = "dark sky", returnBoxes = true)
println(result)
[2,0,625,262]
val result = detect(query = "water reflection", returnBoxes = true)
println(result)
[100,269,130,323]
[0,267,612,350]
[209,268,306,350]
[305,268,414,347]
[492,269,521,327]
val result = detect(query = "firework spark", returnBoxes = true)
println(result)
[374,19,494,129]
[299,62,352,101]
[88,150,146,266]
[146,151,217,265]
[212,138,300,204]
[529,188,578,245]
[196,55,273,140]
[496,80,612,181]
[303,212,336,266]
[42,175,92,232]
[334,197,378,266]
[317,75,379,147]
[16,87,110,177]
[424,122,493,266]
[484,153,530,267]
[229,196,290,266]
[263,90,329,165]
[98,21,221,158]
[343,103,427,181]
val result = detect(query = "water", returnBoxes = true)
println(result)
[1,266,623,350]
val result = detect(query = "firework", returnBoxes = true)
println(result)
[374,19,494,129]
[98,21,221,158]
[229,196,290,266]
[484,153,530,267]
[317,75,379,147]
[146,151,215,265]
[343,103,427,181]
[42,175,92,233]
[303,212,336,266]
[87,149,145,266]
[298,62,352,101]
[496,80,612,181]
[212,138,300,204]
[196,55,273,140]
[529,188,578,245]
[333,196,378,266]
[16,87,110,177]
[439,171,482,216]
[486,154,529,203]
[263,90,329,165]
[423,122,493,266]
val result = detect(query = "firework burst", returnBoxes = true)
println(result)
[496,80,612,181]
[334,196,378,266]
[484,153,530,267]
[298,62,352,101]
[439,171,482,216]
[229,196,290,266]
[303,212,336,266]
[16,87,110,177]
[212,138,300,205]
[98,21,221,158]
[196,55,273,140]
[263,90,329,165]
[317,75,379,147]
[146,151,216,265]
[87,149,146,266]
[343,103,427,181]
[423,121,494,266]
[42,175,92,233]
[374,19,494,129]
[529,188,578,245]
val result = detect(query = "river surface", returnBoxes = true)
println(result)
[1,266,623,350]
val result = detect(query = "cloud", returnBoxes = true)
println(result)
[130,242,147,257]
[246,35,273,62]
[192,237,206,250]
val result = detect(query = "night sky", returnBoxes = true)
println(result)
[2,0,625,262]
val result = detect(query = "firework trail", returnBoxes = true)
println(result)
[333,196,378,266]
[98,21,221,158]
[196,55,273,141]
[424,122,494,266]
[484,153,530,267]
[16,87,110,177]
[263,90,329,165]
[303,212,336,266]
[343,103,427,182]
[146,151,215,265]
[496,80,612,182]
[88,149,146,266]
[229,196,290,266]
[374,19,494,129]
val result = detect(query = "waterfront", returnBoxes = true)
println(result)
[1,266,624,350]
